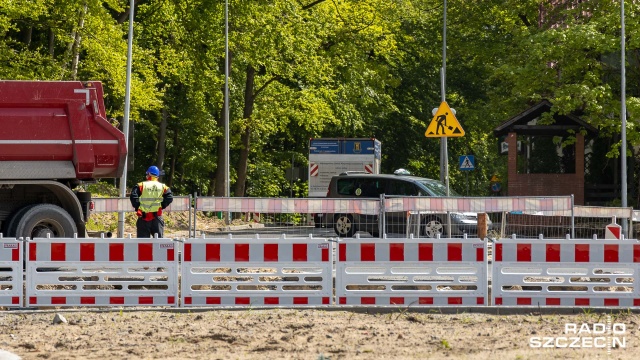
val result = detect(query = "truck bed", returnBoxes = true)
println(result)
[0,81,126,181]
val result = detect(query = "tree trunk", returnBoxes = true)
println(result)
[23,27,32,47]
[48,29,55,57]
[118,0,140,24]
[207,170,216,196]
[168,128,179,188]
[214,51,233,196]
[70,3,88,80]
[156,108,168,170]
[214,135,226,196]
[234,65,256,197]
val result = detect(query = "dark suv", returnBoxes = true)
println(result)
[321,172,488,238]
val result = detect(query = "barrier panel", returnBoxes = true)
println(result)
[25,237,179,307]
[91,196,192,213]
[181,235,333,306]
[0,238,22,307]
[335,237,488,306]
[492,239,640,307]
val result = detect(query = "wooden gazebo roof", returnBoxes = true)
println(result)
[493,100,598,137]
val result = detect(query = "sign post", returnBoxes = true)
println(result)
[459,155,475,195]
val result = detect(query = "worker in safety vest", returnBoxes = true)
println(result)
[129,166,173,238]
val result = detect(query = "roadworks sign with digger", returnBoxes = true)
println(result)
[425,101,465,138]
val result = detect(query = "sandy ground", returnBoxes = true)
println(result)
[0,309,638,359]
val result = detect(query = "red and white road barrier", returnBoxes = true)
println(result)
[196,197,380,215]
[91,196,191,212]
[0,239,22,307]
[385,196,572,213]
[492,239,640,307]
[336,238,488,306]
[605,223,623,240]
[25,238,179,307]
[181,236,333,306]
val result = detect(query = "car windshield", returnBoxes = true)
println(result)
[417,179,460,196]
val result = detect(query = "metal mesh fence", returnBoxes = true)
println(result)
[90,195,637,240]
[195,197,380,239]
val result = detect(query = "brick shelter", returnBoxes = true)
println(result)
[493,100,598,205]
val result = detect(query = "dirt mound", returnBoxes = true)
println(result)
[87,211,227,238]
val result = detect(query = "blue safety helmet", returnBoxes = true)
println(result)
[146,166,160,177]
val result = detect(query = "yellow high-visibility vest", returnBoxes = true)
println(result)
[138,180,168,212]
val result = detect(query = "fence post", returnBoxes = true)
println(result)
[379,194,385,238]
[570,194,575,239]
[188,194,193,238]
[626,207,632,239]
[193,192,198,237]
[478,213,487,239]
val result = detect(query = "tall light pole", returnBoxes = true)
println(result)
[118,0,135,237]
[440,0,449,195]
[224,0,230,223]
[621,0,627,208]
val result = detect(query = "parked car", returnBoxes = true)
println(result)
[320,172,490,238]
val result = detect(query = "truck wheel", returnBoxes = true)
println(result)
[334,214,355,238]
[421,216,443,238]
[14,204,77,239]
[3,205,38,237]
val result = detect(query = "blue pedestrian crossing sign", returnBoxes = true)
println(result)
[459,155,475,171]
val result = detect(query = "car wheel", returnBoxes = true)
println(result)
[334,214,355,237]
[421,217,443,238]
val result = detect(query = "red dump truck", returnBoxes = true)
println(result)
[0,81,126,238]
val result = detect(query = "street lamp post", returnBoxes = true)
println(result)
[440,0,449,196]
[117,0,135,237]
[621,0,627,209]
[224,0,230,224]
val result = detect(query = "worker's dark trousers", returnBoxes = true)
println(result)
[136,216,165,238]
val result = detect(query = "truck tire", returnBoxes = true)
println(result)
[3,205,38,237]
[334,214,355,238]
[14,204,77,239]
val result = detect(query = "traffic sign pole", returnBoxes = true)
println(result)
[466,172,469,196]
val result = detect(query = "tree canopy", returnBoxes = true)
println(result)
[1,0,639,202]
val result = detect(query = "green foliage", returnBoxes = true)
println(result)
[1,1,639,199]
[85,181,120,197]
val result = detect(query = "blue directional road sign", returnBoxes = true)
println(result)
[459,155,475,171]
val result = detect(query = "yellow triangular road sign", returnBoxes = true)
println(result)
[425,101,465,138]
